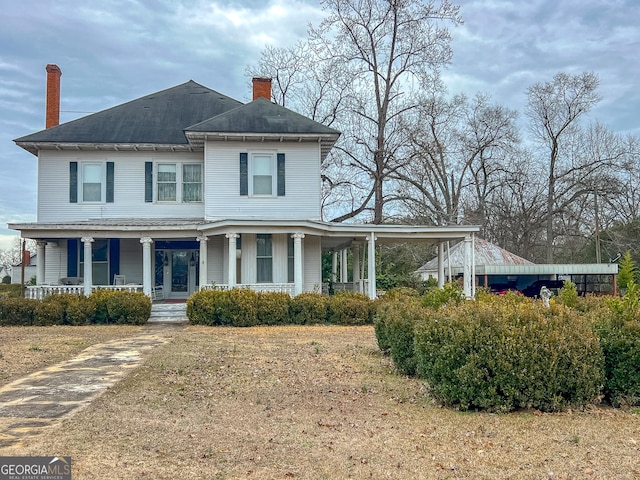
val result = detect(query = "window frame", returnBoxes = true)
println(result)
[80,162,106,203]
[256,233,273,283]
[155,162,203,203]
[249,152,276,197]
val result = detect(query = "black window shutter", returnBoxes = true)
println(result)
[240,153,248,196]
[277,153,285,196]
[109,238,120,283]
[69,162,78,203]
[67,239,78,277]
[145,162,153,202]
[106,162,114,203]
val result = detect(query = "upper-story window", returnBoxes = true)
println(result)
[182,164,202,202]
[82,163,104,202]
[251,154,275,195]
[154,163,202,203]
[240,152,285,197]
[69,161,114,204]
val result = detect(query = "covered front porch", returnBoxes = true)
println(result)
[10,219,480,300]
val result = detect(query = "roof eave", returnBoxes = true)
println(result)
[14,142,201,155]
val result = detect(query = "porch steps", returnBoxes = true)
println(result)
[148,302,188,323]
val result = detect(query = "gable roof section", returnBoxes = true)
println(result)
[185,98,340,160]
[15,81,243,153]
[186,98,340,136]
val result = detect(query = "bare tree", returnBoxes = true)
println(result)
[394,92,519,226]
[249,0,462,223]
[525,71,601,262]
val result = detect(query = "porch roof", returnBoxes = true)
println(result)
[9,218,479,249]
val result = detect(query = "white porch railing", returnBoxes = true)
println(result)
[201,283,296,296]
[25,284,144,300]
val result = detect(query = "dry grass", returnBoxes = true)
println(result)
[3,325,640,479]
[0,325,143,383]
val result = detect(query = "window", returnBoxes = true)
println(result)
[69,162,113,203]
[252,154,275,195]
[154,163,202,203]
[182,164,202,202]
[82,164,103,202]
[79,239,109,285]
[240,153,285,197]
[157,164,177,201]
[256,234,273,283]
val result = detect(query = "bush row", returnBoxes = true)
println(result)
[0,291,151,326]
[187,289,374,327]
[0,284,22,298]
[374,284,640,412]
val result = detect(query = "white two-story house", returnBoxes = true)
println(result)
[10,65,478,300]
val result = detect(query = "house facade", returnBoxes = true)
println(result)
[9,65,479,300]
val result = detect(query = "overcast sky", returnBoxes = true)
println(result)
[1,0,639,251]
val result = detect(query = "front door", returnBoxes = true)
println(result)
[155,248,198,299]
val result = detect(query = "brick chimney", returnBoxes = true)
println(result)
[252,77,272,101]
[45,64,62,128]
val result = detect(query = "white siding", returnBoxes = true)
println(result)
[37,151,204,222]
[120,239,143,284]
[44,243,66,284]
[207,235,224,285]
[204,141,322,220]
[303,235,322,292]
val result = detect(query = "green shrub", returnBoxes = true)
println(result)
[34,300,65,325]
[414,300,604,413]
[89,290,119,324]
[374,297,424,375]
[41,293,93,326]
[593,313,640,407]
[422,283,464,309]
[0,284,22,298]
[187,289,226,325]
[220,289,258,327]
[557,281,579,308]
[105,292,151,325]
[290,293,328,325]
[2,275,11,284]
[328,291,372,325]
[257,291,291,325]
[0,297,38,325]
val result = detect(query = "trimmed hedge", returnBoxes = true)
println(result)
[187,289,375,327]
[413,300,604,412]
[0,291,150,326]
[373,296,424,375]
[327,291,372,325]
[289,293,328,325]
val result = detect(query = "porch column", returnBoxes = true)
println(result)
[81,236,94,296]
[35,240,46,285]
[367,232,377,299]
[437,242,445,288]
[463,235,472,299]
[226,233,239,288]
[292,233,305,296]
[340,249,348,283]
[197,235,208,290]
[331,251,338,283]
[140,237,153,297]
[352,242,361,293]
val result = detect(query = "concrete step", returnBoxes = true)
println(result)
[148,303,188,323]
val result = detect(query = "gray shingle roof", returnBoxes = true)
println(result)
[15,81,242,146]
[14,81,340,152]
[186,98,340,136]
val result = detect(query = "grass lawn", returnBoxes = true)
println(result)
[1,325,639,479]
